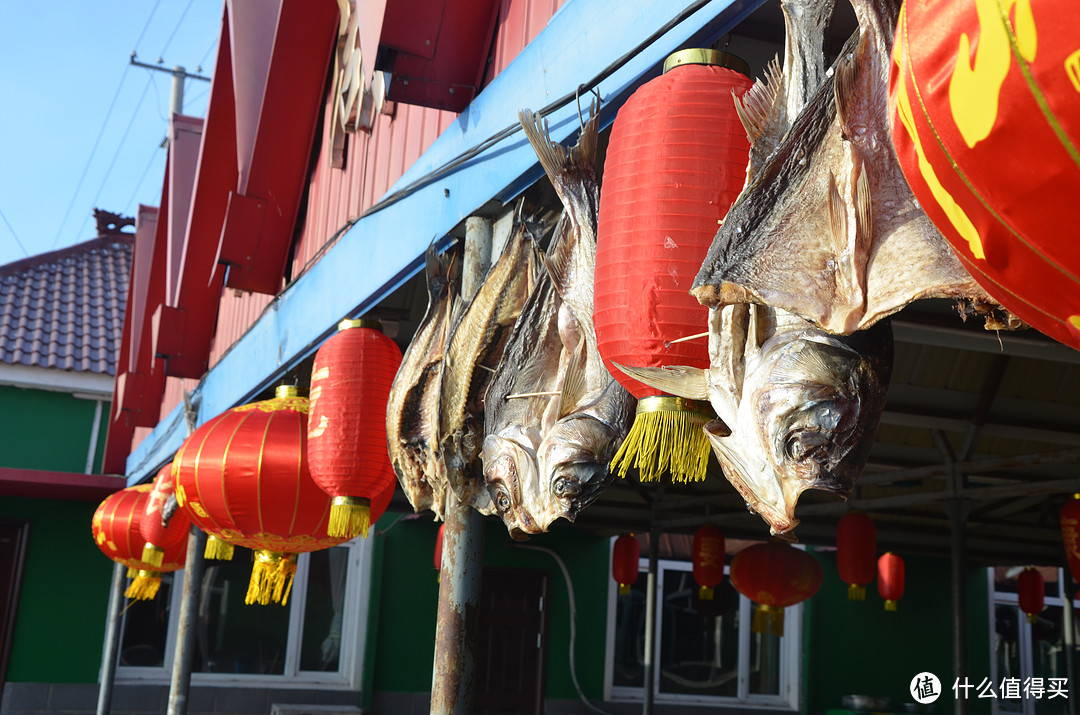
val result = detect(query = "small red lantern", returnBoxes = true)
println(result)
[612,534,641,595]
[692,524,725,600]
[1018,567,1045,624]
[92,485,187,601]
[596,49,752,483]
[308,319,403,539]
[137,465,192,598]
[836,511,876,600]
[889,0,1080,350]
[878,552,905,612]
[1061,495,1080,596]
[174,385,348,605]
[730,542,822,636]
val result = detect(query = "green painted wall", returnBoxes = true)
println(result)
[0,385,107,473]
[805,548,991,715]
[0,496,113,682]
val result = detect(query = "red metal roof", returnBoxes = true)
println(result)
[0,467,126,501]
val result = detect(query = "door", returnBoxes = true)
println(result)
[473,566,549,715]
[0,520,29,702]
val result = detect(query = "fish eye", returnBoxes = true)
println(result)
[493,488,512,513]
[553,476,582,499]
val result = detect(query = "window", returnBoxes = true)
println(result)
[116,538,372,688]
[604,543,801,709]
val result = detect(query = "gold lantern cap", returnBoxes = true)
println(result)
[664,49,750,77]
[338,318,382,332]
[276,385,301,399]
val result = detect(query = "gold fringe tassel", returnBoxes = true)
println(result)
[142,543,166,568]
[245,551,298,606]
[751,604,785,636]
[328,496,372,539]
[1026,612,1038,624]
[610,397,713,483]
[126,567,137,578]
[204,535,235,561]
[618,583,631,596]
[847,583,866,601]
[884,599,898,612]
[699,585,715,600]
[125,570,162,601]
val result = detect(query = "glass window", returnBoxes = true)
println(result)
[118,572,176,669]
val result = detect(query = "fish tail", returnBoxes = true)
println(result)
[518,108,599,195]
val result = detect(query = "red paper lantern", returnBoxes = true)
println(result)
[1018,567,1045,624]
[92,485,187,601]
[692,524,725,600]
[877,552,906,612]
[140,465,191,569]
[889,0,1080,350]
[174,385,348,605]
[836,511,877,600]
[612,534,641,595]
[308,319,403,539]
[596,49,752,483]
[729,542,822,636]
[1061,495,1080,596]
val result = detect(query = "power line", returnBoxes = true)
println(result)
[0,204,29,258]
[123,146,166,215]
[133,0,163,56]
[198,38,217,72]
[159,0,196,59]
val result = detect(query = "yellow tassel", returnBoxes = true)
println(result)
[618,583,631,596]
[126,567,137,578]
[848,583,866,601]
[751,604,785,636]
[328,496,372,539]
[1026,612,1038,624]
[125,570,162,601]
[884,599,898,612]
[244,551,298,606]
[204,535,235,561]
[699,585,715,600]
[142,543,166,568]
[610,397,712,483]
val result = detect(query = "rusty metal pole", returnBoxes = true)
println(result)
[167,526,207,715]
[1062,566,1078,715]
[96,561,126,715]
[429,217,491,713]
[643,528,660,715]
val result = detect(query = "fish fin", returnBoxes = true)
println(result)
[734,56,785,150]
[541,250,568,302]
[833,33,861,142]
[610,363,710,401]
[854,160,873,275]
[518,107,599,203]
[557,337,588,419]
[828,171,846,257]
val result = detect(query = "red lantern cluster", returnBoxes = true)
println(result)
[730,542,822,636]
[889,0,1080,350]
[596,49,752,483]
[1061,496,1080,597]
[308,319,403,539]
[836,511,876,600]
[877,552,906,612]
[174,385,348,605]
[612,534,641,596]
[1018,567,1045,624]
[692,524,725,600]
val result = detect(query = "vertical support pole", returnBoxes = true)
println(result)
[96,562,126,715]
[643,527,660,715]
[170,66,186,116]
[167,527,207,715]
[944,498,970,715]
[430,217,491,714]
[1062,566,1078,715]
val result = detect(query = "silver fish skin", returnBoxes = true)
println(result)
[385,244,457,520]
[694,0,1016,335]
[483,110,634,538]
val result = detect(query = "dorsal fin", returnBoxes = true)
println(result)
[611,363,710,402]
[557,338,588,419]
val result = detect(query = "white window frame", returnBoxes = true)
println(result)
[603,545,802,711]
[115,536,373,690]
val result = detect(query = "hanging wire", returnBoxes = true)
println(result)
[0,204,29,258]
[123,146,166,215]
[159,0,196,59]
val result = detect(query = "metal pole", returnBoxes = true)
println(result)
[430,217,491,713]
[944,498,969,715]
[167,527,207,715]
[643,528,660,715]
[170,66,185,115]
[1062,566,1078,715]
[96,562,127,715]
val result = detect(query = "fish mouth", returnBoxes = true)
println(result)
[536,415,618,530]
[482,431,543,535]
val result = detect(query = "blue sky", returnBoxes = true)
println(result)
[0,1,222,266]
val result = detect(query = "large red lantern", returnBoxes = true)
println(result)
[692,524,725,600]
[308,319,403,539]
[889,0,1080,350]
[836,511,877,600]
[92,485,187,601]
[612,534,641,595]
[878,552,906,612]
[138,465,192,598]
[174,385,348,605]
[729,542,822,636]
[1018,567,1045,624]
[1061,495,1080,596]
[596,49,752,483]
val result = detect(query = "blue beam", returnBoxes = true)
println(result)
[126,0,764,483]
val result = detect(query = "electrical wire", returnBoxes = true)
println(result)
[159,0,196,59]
[123,146,166,215]
[0,204,28,258]
[132,0,163,56]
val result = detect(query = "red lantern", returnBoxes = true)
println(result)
[92,485,187,601]
[878,552,905,612]
[692,524,725,600]
[729,542,822,636]
[612,534,641,595]
[174,385,348,605]
[836,511,876,600]
[1018,567,1045,624]
[596,49,752,483]
[1061,495,1080,596]
[140,465,190,565]
[308,319,403,539]
[889,0,1080,350]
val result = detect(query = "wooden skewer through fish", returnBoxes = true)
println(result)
[664,332,709,347]
[505,390,561,400]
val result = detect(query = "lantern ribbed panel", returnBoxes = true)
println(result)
[730,542,822,637]
[612,534,641,595]
[140,466,191,567]
[692,524,725,599]
[877,552,905,611]
[836,511,877,600]
[1018,567,1045,623]
[595,63,752,395]
[1061,497,1080,597]
[308,324,403,538]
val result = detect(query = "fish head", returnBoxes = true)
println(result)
[708,320,892,534]
[536,414,619,530]
[482,426,543,539]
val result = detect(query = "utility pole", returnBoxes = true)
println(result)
[129,54,211,116]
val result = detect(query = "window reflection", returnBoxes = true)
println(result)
[300,547,349,672]
[659,572,739,697]
[118,572,174,667]
[612,576,647,689]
